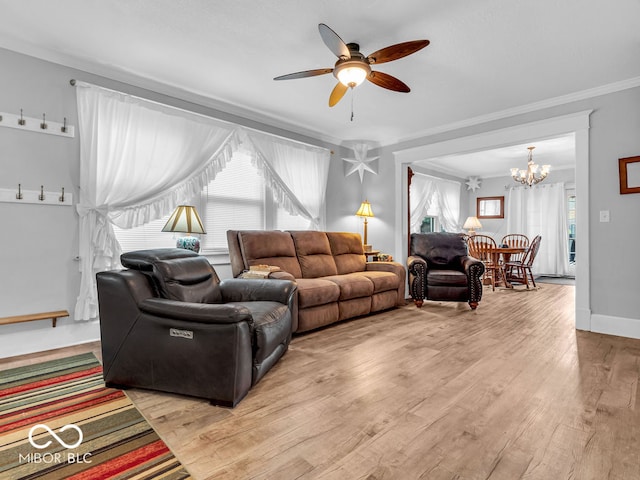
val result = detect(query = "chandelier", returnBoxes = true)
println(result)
[510,146,550,187]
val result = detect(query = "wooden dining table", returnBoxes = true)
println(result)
[487,246,527,288]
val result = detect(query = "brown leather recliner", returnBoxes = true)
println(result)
[96,248,296,407]
[407,232,485,309]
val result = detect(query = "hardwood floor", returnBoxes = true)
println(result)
[3,284,640,479]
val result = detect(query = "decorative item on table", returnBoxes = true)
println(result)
[355,199,374,252]
[161,205,206,253]
[462,216,482,236]
[377,253,393,261]
[241,264,281,278]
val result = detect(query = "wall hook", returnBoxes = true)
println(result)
[40,113,48,130]
[16,184,23,200]
[39,185,45,201]
[61,117,67,133]
[18,109,25,126]
[59,187,65,203]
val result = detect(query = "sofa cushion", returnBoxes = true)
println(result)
[238,230,303,278]
[356,271,401,293]
[327,232,366,274]
[289,231,338,278]
[294,278,340,309]
[151,256,223,303]
[427,269,468,287]
[411,232,467,270]
[323,273,374,300]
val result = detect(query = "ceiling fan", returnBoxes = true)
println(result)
[274,23,430,107]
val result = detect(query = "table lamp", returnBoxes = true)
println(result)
[463,216,482,236]
[162,205,206,253]
[355,200,374,252]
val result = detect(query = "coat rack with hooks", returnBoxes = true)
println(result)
[0,184,73,206]
[0,109,75,138]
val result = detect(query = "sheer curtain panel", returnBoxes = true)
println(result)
[74,82,239,321]
[243,130,331,229]
[506,183,570,276]
[409,172,461,233]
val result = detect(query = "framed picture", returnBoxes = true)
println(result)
[619,156,640,194]
[477,196,504,219]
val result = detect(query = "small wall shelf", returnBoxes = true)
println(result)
[0,186,73,206]
[0,310,69,328]
[0,111,75,138]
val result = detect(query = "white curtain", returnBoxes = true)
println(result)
[74,82,240,321]
[506,182,569,276]
[409,172,461,232]
[74,82,332,321]
[243,130,330,229]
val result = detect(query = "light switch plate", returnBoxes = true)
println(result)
[599,210,610,222]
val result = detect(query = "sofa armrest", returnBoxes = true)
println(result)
[407,255,427,273]
[461,255,485,278]
[366,260,406,278]
[140,298,253,324]
[268,271,297,281]
[220,278,296,306]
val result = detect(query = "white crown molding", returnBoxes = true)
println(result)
[3,38,639,149]
[0,42,344,147]
[386,76,640,147]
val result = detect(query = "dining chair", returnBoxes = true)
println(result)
[500,234,529,264]
[505,234,542,289]
[467,234,503,291]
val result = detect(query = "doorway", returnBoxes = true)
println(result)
[393,110,592,331]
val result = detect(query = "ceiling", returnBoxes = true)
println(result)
[0,0,639,150]
[415,134,576,179]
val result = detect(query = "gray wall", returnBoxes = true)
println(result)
[2,46,639,357]
[325,86,640,326]
[0,48,341,357]
[466,168,576,239]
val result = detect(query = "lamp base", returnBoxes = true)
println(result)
[176,236,200,253]
[363,244,373,252]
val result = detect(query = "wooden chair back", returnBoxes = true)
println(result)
[467,234,497,265]
[522,235,542,267]
[500,234,529,263]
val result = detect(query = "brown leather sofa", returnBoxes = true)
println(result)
[96,248,296,407]
[227,230,406,332]
[407,232,485,309]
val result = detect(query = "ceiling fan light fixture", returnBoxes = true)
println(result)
[334,61,370,87]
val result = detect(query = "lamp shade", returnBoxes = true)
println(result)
[463,216,482,230]
[162,205,206,234]
[355,200,374,218]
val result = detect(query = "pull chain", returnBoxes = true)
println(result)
[350,87,355,122]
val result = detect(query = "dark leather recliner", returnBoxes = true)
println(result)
[96,248,296,407]
[407,232,485,309]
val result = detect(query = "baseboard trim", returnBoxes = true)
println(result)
[591,313,640,340]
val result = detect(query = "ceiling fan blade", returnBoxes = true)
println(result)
[367,71,410,92]
[318,23,350,59]
[366,40,430,64]
[329,82,348,107]
[274,68,333,81]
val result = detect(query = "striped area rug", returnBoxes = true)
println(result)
[0,352,191,479]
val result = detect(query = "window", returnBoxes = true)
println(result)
[420,216,441,233]
[567,190,576,265]
[113,151,313,253]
